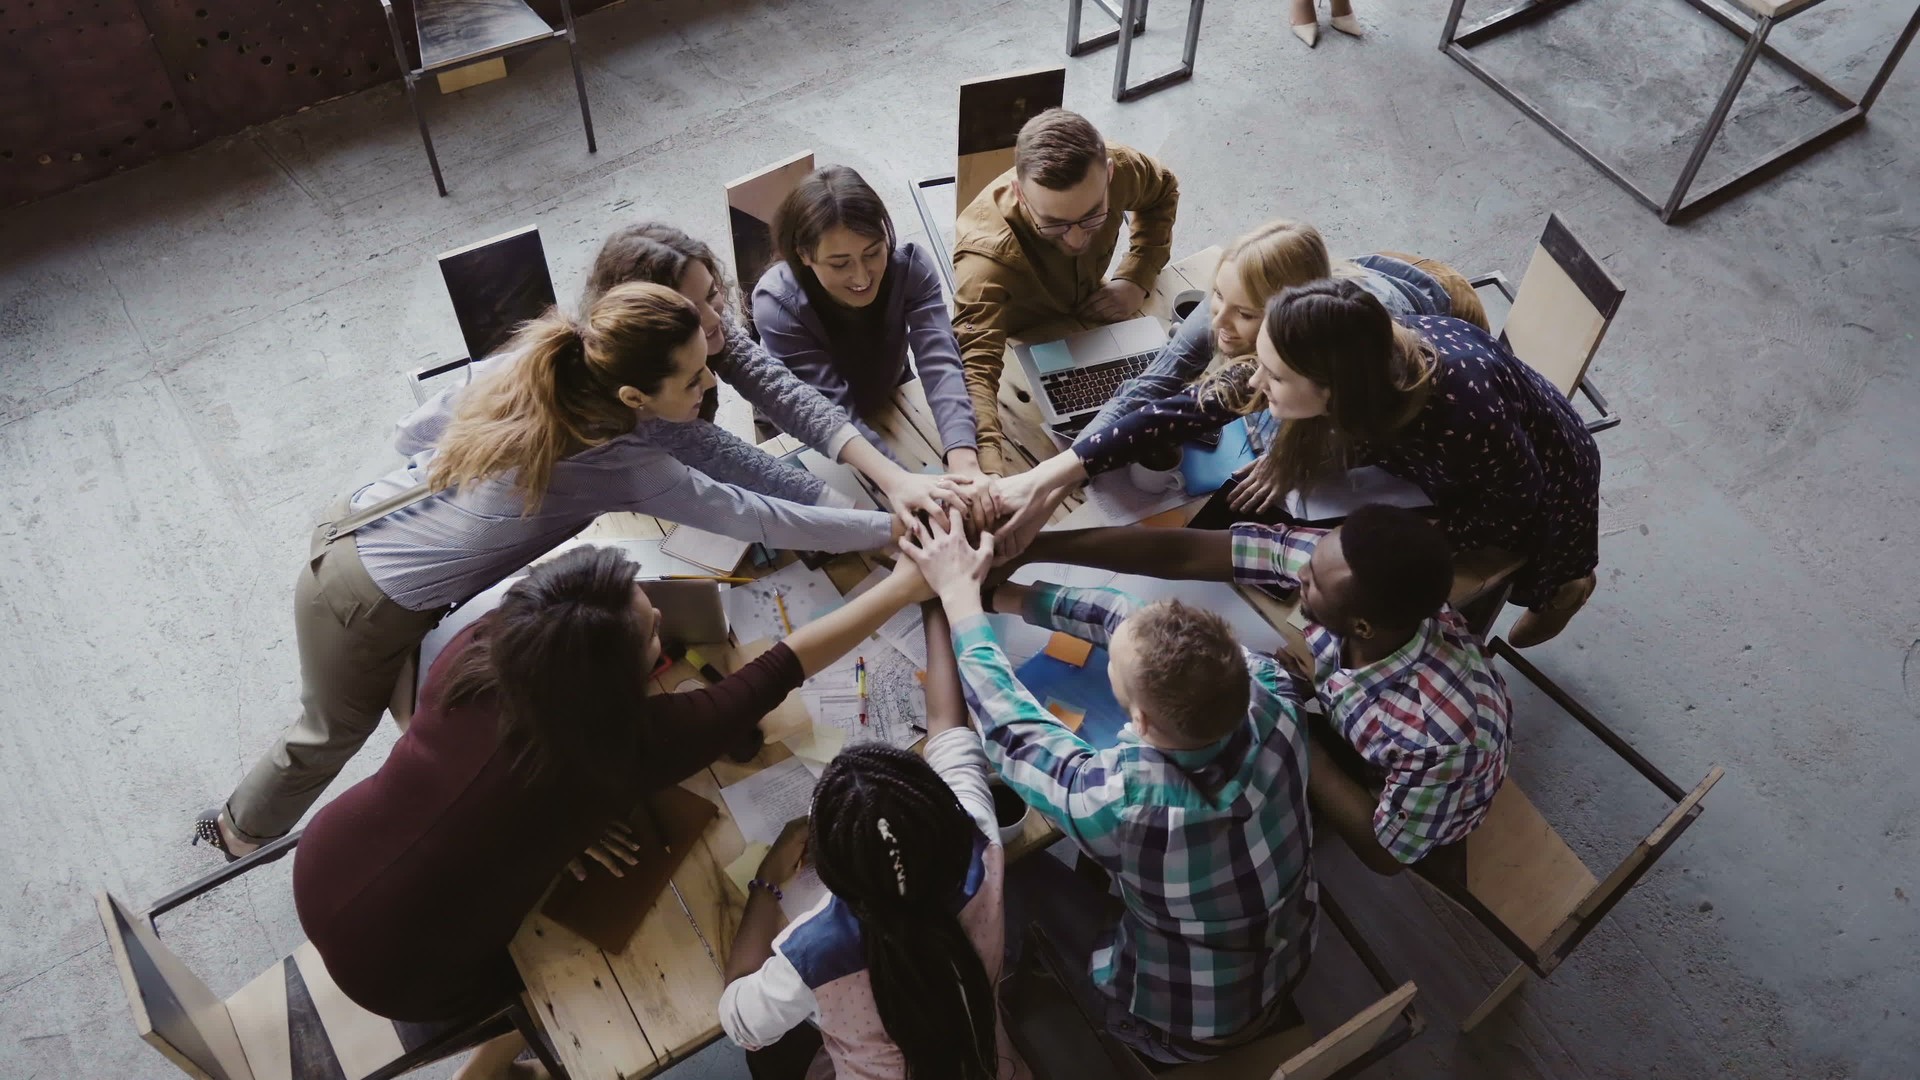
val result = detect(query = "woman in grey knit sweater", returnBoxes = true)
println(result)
[588,223,966,521]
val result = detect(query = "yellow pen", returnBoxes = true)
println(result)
[774,588,794,635]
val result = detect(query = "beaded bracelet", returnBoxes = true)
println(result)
[747,877,784,902]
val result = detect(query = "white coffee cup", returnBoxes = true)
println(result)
[1128,446,1185,494]
[1171,288,1206,330]
[991,783,1032,846]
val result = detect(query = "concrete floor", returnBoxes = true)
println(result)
[3,0,1917,1076]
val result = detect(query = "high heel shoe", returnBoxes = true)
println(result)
[1330,13,1363,36]
[1290,0,1319,47]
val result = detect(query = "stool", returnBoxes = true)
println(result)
[1441,0,1920,223]
[1067,0,1207,102]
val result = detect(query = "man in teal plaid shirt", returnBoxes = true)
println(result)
[1016,503,1512,874]
[902,508,1316,1065]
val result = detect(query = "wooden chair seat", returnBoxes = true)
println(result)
[99,892,524,1080]
[1448,548,1526,611]
[1155,1024,1316,1080]
[226,942,472,1080]
[1457,783,1599,956]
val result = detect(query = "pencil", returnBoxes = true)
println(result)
[660,574,754,584]
[857,656,868,726]
[774,588,794,635]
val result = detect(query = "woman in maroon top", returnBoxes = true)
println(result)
[293,545,933,1079]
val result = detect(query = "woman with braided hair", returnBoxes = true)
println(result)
[721,607,1029,1080]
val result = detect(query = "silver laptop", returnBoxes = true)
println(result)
[1012,316,1169,428]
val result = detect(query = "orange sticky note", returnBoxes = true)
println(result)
[1141,507,1187,528]
[1044,632,1095,667]
[1044,698,1087,732]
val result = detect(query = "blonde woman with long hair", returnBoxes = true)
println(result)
[195,283,895,860]
[987,219,1486,541]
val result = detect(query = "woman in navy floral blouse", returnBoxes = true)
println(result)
[990,279,1601,645]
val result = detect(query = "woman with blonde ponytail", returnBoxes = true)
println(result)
[979,218,1488,548]
[196,281,895,863]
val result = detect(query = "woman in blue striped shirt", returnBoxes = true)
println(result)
[196,283,896,859]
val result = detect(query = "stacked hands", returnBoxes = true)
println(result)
[879,468,1067,566]
[897,505,1001,605]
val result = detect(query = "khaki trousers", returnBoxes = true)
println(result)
[1375,251,1492,332]
[225,505,442,841]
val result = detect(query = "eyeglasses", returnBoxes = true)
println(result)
[1031,204,1111,238]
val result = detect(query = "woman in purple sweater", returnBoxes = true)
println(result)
[293,544,932,1078]
[752,166,984,487]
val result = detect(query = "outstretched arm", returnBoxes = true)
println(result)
[1019,525,1234,582]
[903,511,1125,858]
[783,558,932,677]
[920,602,969,739]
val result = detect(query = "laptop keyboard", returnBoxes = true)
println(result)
[1039,350,1158,417]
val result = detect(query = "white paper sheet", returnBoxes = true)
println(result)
[719,757,818,846]
[722,562,845,642]
[778,866,828,920]
[844,566,931,668]
[1052,470,1193,530]
[782,726,846,773]
[1285,465,1432,523]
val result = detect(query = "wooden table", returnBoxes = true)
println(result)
[509,246,1270,1080]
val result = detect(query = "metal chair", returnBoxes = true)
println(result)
[1471,212,1625,435]
[1009,888,1421,1080]
[99,838,566,1079]
[1067,0,1207,102]
[909,66,1069,296]
[407,224,558,404]
[378,0,598,196]
[1441,0,1920,223]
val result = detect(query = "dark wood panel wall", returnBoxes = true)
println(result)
[0,0,615,206]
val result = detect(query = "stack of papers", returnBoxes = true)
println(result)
[659,524,752,575]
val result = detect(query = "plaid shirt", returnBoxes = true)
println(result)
[1230,524,1512,863]
[950,584,1315,1042]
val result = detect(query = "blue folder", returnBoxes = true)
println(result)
[1014,645,1129,749]
[1180,414,1274,496]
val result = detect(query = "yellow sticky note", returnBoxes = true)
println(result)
[783,726,846,767]
[1141,507,1187,528]
[1044,632,1095,667]
[1044,698,1086,732]
[725,842,772,899]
